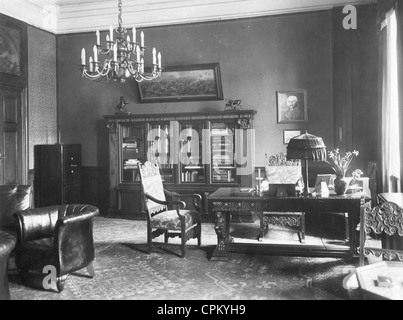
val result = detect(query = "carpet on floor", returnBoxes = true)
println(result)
[7,217,360,300]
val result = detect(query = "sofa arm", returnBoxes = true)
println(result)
[14,206,59,243]
[54,205,99,276]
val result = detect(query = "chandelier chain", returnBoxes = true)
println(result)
[79,0,163,83]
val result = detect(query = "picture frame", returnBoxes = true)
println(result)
[276,90,308,124]
[135,63,224,103]
[0,24,21,76]
[283,129,302,144]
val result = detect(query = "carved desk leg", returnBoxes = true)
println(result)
[211,208,233,261]
[258,211,269,242]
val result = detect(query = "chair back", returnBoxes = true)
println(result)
[360,200,403,266]
[139,162,167,217]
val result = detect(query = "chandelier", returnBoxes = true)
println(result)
[79,0,162,83]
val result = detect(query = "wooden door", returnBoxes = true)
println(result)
[0,87,26,185]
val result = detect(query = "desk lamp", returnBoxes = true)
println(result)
[286,131,327,196]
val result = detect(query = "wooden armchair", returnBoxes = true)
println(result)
[139,161,202,258]
[359,200,403,266]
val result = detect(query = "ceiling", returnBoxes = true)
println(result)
[1,0,376,34]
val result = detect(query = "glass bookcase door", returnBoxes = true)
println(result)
[121,124,144,182]
[147,123,174,183]
[179,122,205,183]
[211,121,236,183]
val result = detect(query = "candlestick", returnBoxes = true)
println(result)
[158,52,162,69]
[93,45,98,62]
[109,25,114,42]
[152,48,157,65]
[132,27,136,43]
[136,45,140,63]
[96,29,100,46]
[140,31,144,47]
[81,48,86,65]
[258,168,261,179]
[113,43,117,61]
[141,58,144,73]
[89,56,93,72]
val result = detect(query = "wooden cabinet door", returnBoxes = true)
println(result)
[0,87,24,185]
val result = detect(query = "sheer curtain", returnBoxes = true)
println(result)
[381,9,401,192]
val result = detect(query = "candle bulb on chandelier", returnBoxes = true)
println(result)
[140,31,144,47]
[109,25,114,42]
[89,56,93,72]
[141,58,144,73]
[93,45,98,62]
[158,52,162,69]
[96,29,100,46]
[136,45,140,63]
[113,43,117,61]
[81,48,86,65]
[132,27,136,43]
[152,48,157,65]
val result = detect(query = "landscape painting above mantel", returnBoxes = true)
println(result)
[135,63,223,103]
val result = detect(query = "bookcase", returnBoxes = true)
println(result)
[104,110,256,219]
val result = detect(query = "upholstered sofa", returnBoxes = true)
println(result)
[0,231,16,300]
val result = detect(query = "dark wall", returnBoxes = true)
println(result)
[57,10,334,168]
[332,4,379,175]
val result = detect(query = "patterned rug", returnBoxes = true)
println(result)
[7,217,360,300]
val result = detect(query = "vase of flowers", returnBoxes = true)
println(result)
[325,149,359,195]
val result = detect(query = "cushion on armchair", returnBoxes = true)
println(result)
[151,209,200,230]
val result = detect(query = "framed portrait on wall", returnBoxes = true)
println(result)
[276,90,308,124]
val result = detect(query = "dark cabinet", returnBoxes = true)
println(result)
[34,144,81,207]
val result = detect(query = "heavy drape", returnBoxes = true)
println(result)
[379,2,403,192]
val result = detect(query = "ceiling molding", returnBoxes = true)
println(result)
[0,0,376,34]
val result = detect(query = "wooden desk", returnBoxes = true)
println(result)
[208,187,369,261]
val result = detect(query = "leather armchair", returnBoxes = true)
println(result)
[0,185,32,233]
[14,204,99,292]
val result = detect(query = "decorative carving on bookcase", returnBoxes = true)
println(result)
[106,121,117,133]
[237,118,252,129]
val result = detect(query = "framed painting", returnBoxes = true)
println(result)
[276,90,308,124]
[0,24,21,76]
[135,63,224,103]
[283,129,302,144]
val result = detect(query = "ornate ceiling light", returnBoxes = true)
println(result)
[79,0,162,83]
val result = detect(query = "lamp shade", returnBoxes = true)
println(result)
[286,132,327,161]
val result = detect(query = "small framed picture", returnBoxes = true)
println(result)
[277,90,308,124]
[283,129,302,144]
